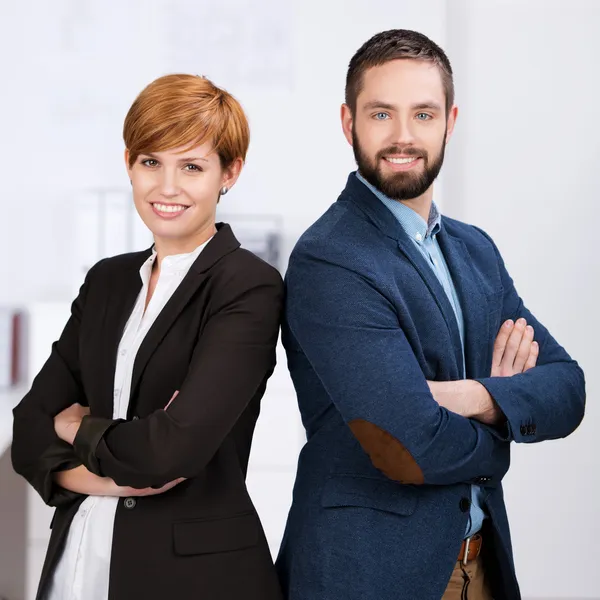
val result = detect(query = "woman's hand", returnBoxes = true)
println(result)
[54,403,90,445]
[109,477,187,497]
[55,466,186,498]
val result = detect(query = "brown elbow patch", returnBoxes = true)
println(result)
[348,419,425,485]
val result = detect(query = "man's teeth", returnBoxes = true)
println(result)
[154,203,187,213]
[385,157,418,164]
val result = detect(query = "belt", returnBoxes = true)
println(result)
[457,533,483,566]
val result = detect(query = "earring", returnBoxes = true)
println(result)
[220,186,229,196]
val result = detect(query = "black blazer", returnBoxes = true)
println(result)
[11,223,284,600]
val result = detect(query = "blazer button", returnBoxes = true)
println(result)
[520,424,528,436]
[459,497,471,513]
[124,497,137,509]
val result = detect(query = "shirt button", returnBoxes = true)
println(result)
[124,497,137,509]
[114,388,120,398]
[415,233,423,242]
[120,349,127,356]
[432,258,438,266]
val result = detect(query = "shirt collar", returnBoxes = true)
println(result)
[355,171,441,245]
[139,237,214,284]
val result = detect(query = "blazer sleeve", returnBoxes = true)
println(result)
[473,228,585,443]
[281,248,510,487]
[11,260,105,506]
[72,264,284,489]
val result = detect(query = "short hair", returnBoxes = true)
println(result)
[123,73,250,169]
[345,29,454,114]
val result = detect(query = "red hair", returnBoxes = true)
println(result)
[124,74,250,169]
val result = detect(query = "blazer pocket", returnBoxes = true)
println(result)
[173,511,259,556]
[321,474,418,516]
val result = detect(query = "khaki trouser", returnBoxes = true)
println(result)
[441,555,493,600]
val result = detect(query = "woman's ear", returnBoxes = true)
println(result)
[221,158,244,192]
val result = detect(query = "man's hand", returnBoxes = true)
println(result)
[54,403,90,445]
[428,318,539,424]
[491,318,538,377]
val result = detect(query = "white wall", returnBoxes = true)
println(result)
[444,1,600,598]
[0,0,446,304]
[1,1,597,599]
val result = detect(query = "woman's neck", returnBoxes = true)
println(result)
[153,222,217,264]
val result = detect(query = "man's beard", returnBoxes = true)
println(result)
[352,127,447,201]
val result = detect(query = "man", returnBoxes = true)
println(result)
[276,29,585,599]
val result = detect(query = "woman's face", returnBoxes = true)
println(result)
[126,142,241,251]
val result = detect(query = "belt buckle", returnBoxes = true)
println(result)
[462,536,472,567]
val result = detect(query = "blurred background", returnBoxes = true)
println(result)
[0,1,598,598]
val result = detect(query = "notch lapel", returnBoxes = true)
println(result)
[97,251,150,418]
[127,224,241,413]
[437,225,490,378]
[395,235,465,376]
[343,173,464,375]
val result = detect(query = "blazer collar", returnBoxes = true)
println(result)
[123,222,241,275]
[340,172,414,244]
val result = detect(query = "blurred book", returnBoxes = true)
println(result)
[0,308,25,389]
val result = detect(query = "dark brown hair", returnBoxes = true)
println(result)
[345,29,454,114]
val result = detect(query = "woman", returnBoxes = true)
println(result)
[11,74,284,600]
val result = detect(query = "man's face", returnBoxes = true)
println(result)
[342,59,457,201]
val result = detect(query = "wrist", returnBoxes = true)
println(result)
[66,420,83,445]
[472,381,502,424]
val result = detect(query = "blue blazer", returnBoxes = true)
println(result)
[276,173,585,600]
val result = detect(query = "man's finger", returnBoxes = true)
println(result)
[513,325,534,373]
[523,341,539,372]
[492,320,514,367]
[500,318,527,373]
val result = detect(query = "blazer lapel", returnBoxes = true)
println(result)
[395,234,465,375]
[127,224,241,412]
[97,250,150,418]
[343,173,464,375]
[437,225,490,379]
